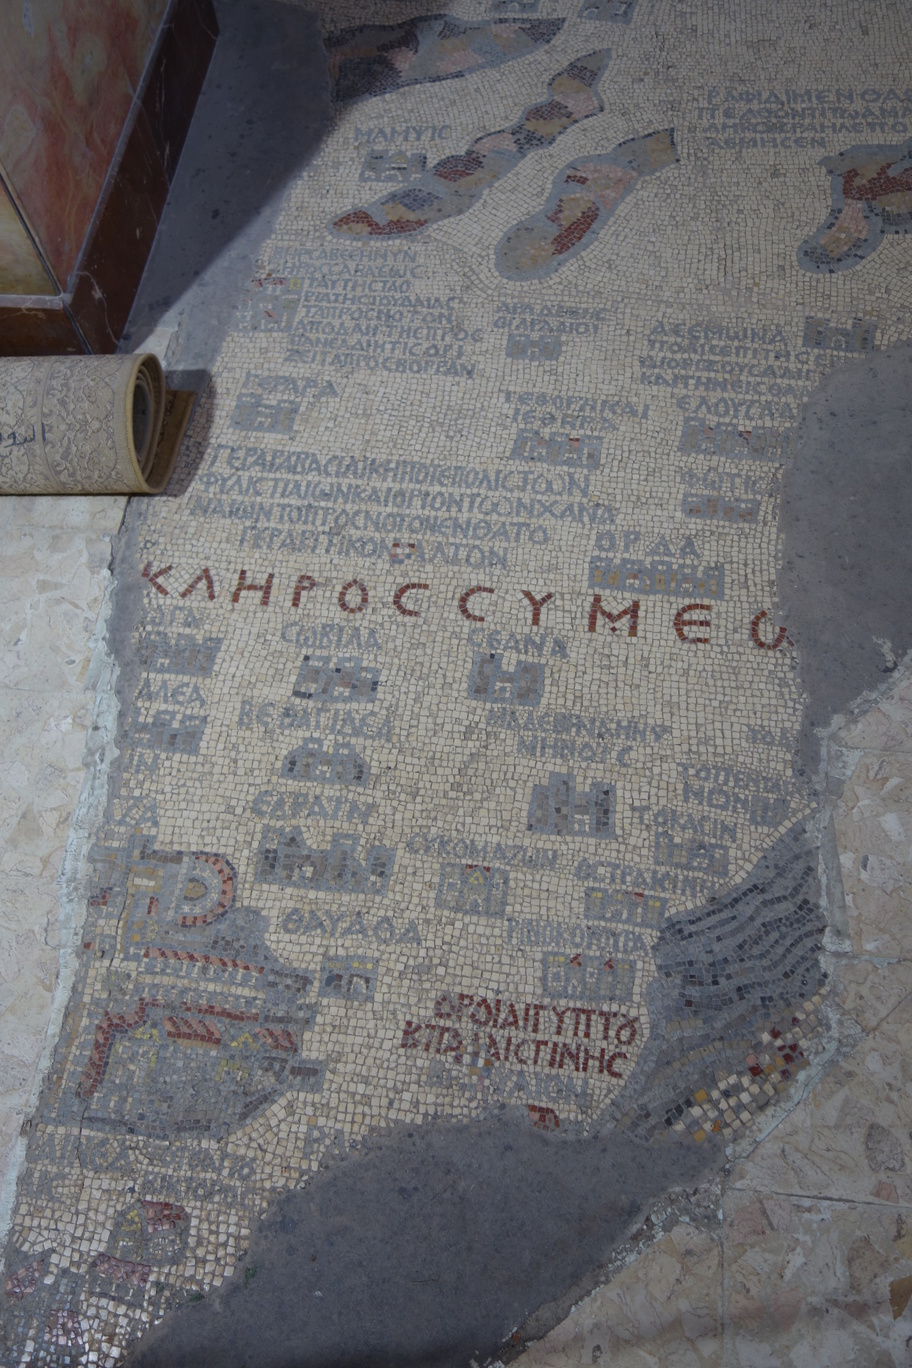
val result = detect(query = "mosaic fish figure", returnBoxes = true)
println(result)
[495,127,678,279]
[332,49,611,239]
[797,136,912,273]
[327,14,564,102]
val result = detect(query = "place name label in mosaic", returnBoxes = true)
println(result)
[143,566,792,666]
[401,992,639,1077]
[280,622,382,653]
[278,245,479,376]
[573,855,730,900]
[645,807,737,845]
[217,445,596,492]
[239,529,510,567]
[506,918,652,953]
[465,628,567,658]
[406,831,559,870]
[503,389,647,433]
[695,86,912,149]
[238,700,394,740]
[139,633,223,676]
[486,709,671,765]
[282,905,423,946]
[494,301,607,337]
[678,467,779,497]
[640,320,835,413]
[677,763,794,826]
[488,711,669,743]
[134,678,208,709]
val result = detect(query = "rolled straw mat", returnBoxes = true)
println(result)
[0,353,194,495]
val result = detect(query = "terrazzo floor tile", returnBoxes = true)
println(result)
[721,1191,912,1368]
[510,1220,723,1367]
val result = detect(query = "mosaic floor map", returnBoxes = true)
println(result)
[3,0,912,1362]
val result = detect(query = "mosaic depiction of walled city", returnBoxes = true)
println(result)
[4,0,912,1362]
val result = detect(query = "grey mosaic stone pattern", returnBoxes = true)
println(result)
[609,823,827,1142]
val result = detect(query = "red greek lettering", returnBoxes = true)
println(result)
[292,574,316,608]
[339,579,368,614]
[750,610,789,650]
[459,586,494,622]
[393,582,429,617]
[521,590,554,627]
[232,570,273,606]
[558,1042,581,1071]
[599,1049,628,1077]
[142,563,172,596]
[674,603,711,644]
[588,597,639,636]
[469,998,493,1026]
[180,568,216,601]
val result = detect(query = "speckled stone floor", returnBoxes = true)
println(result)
[2,1,912,1365]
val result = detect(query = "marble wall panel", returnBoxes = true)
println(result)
[0,179,54,296]
[0,0,170,287]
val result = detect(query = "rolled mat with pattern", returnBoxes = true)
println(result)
[0,353,194,495]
